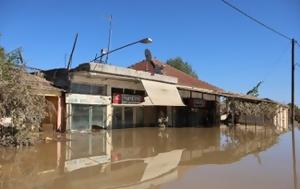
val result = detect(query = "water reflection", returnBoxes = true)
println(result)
[292,123,298,189]
[0,126,298,189]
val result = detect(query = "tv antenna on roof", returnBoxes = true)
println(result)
[105,15,113,64]
[144,48,152,61]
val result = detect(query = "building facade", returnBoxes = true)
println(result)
[43,59,288,132]
[44,59,223,132]
[63,62,186,131]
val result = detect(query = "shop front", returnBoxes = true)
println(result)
[111,79,185,128]
[66,93,110,131]
[61,63,186,131]
[111,88,145,129]
[174,89,220,127]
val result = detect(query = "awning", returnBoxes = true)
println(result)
[141,79,185,106]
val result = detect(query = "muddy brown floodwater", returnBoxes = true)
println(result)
[0,126,299,189]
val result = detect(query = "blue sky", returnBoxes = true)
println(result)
[1,0,299,104]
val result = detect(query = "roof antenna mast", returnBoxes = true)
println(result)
[67,33,78,70]
[105,15,112,64]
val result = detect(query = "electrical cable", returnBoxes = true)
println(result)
[261,45,290,83]
[221,0,292,41]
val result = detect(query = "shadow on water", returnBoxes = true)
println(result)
[292,123,298,189]
[0,125,298,189]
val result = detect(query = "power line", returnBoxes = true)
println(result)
[221,0,292,41]
[262,44,290,83]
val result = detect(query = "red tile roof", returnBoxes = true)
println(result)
[129,59,223,92]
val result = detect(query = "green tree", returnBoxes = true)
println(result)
[0,46,46,147]
[166,57,198,79]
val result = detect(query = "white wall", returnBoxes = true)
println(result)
[273,106,289,131]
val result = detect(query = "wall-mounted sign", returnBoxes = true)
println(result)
[188,98,206,108]
[66,93,110,105]
[122,94,143,104]
[112,93,143,104]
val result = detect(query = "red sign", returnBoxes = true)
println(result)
[112,93,143,104]
[112,93,121,104]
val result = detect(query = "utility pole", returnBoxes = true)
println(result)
[291,38,295,132]
[291,38,297,189]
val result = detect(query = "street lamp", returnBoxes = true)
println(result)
[92,37,152,62]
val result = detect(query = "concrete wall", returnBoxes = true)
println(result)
[273,106,289,131]
[71,71,145,92]
[43,96,64,132]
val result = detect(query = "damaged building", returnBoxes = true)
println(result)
[42,55,288,132]
[43,57,223,132]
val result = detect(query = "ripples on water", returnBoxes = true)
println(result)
[0,126,299,189]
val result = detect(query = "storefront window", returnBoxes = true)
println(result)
[112,107,137,128]
[124,107,133,127]
[70,83,106,95]
[179,90,190,98]
[111,88,123,94]
[124,89,134,95]
[72,104,90,131]
[112,107,122,129]
[91,105,106,128]
[71,104,106,131]
[136,107,144,126]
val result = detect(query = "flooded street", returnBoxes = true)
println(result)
[0,126,299,189]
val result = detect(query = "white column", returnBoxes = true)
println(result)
[66,104,72,131]
[106,131,112,158]
[57,96,62,131]
[89,106,92,130]
[106,84,113,129]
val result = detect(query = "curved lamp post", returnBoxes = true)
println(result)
[92,37,152,62]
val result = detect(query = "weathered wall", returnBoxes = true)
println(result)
[71,71,145,91]
[274,106,289,131]
[43,96,58,131]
